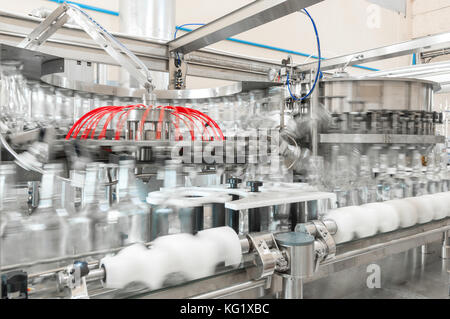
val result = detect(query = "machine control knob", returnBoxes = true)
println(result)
[247,181,263,193]
[227,177,242,189]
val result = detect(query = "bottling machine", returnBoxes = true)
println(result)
[0,0,449,299]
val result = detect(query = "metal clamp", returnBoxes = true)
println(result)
[304,220,337,272]
[246,233,288,288]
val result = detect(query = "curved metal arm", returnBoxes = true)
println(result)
[18,2,154,92]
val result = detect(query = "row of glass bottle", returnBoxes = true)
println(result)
[307,145,450,208]
[0,60,143,132]
[0,160,150,269]
[1,59,285,134]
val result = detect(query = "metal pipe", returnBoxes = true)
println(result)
[190,278,267,299]
[322,225,450,266]
[281,277,303,299]
[9,234,255,282]
[441,230,449,259]
[1,242,153,272]
[86,268,106,283]
[310,74,320,156]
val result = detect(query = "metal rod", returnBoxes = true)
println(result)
[441,230,449,259]
[1,242,153,272]
[323,225,450,266]
[300,31,450,72]
[189,278,267,299]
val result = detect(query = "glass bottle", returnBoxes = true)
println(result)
[248,89,265,129]
[346,148,362,206]
[54,88,74,128]
[426,152,440,194]
[355,155,378,204]
[410,150,428,196]
[24,164,68,264]
[307,156,328,218]
[65,164,96,256]
[375,154,396,201]
[73,92,93,123]
[221,96,234,134]
[236,92,250,130]
[113,160,150,244]
[40,84,55,125]
[0,164,28,266]
[392,153,413,198]
[29,82,48,124]
[0,60,28,131]
[438,152,449,192]
[79,163,125,252]
[331,155,351,207]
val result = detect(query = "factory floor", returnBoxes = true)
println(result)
[304,242,450,299]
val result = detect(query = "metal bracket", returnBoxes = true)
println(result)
[307,220,336,272]
[18,2,154,93]
[339,54,364,73]
[169,52,187,90]
[57,261,90,299]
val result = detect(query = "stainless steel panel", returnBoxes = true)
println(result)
[320,77,437,112]
[41,71,282,99]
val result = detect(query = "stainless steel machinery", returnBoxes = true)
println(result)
[0,0,449,300]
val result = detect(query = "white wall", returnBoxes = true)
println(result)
[0,0,120,30]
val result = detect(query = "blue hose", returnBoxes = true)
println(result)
[173,23,205,65]
[48,0,119,16]
[287,9,321,101]
[174,10,321,98]
[173,23,205,40]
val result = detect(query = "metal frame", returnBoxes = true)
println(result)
[17,3,154,92]
[168,0,323,55]
[300,30,450,73]
[9,216,448,299]
[0,10,281,83]
[139,218,450,299]
[3,6,450,85]
[320,134,446,145]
